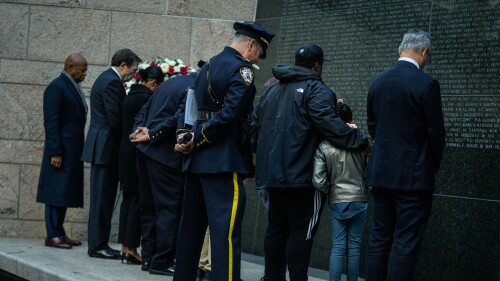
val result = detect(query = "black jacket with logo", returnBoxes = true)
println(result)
[252,65,368,190]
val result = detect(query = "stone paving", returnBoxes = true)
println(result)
[0,238,333,281]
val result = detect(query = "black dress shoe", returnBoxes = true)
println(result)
[149,263,175,276]
[88,248,120,259]
[105,247,120,256]
[45,237,72,249]
[61,236,81,246]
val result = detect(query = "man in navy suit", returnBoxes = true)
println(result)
[37,53,88,249]
[81,48,141,259]
[365,29,446,281]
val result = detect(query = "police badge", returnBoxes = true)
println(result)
[239,67,254,85]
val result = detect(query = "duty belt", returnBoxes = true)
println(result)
[198,110,216,121]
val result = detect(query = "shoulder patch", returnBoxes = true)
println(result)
[239,67,254,86]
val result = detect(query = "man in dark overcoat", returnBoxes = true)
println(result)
[37,53,88,249]
[81,48,141,259]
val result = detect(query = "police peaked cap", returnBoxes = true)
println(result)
[234,21,275,58]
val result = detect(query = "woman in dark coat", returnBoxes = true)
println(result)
[118,66,164,264]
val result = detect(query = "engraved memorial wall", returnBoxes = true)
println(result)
[243,0,500,280]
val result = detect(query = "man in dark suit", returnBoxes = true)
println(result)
[130,71,198,275]
[81,48,141,259]
[365,29,446,281]
[37,53,88,249]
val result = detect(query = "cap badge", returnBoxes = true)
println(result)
[299,49,305,53]
[296,88,304,93]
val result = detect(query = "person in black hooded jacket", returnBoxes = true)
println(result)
[252,43,370,281]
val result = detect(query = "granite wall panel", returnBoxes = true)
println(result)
[28,6,111,65]
[70,222,88,241]
[0,164,20,219]
[65,167,91,223]
[0,59,107,90]
[0,140,44,165]
[190,19,233,65]
[0,3,29,60]
[3,0,85,7]
[0,219,45,238]
[86,0,165,14]
[18,164,43,221]
[0,59,62,86]
[110,12,192,63]
[168,0,256,21]
[0,84,44,141]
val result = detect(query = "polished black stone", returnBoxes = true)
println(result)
[241,0,500,280]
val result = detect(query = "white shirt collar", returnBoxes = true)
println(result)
[398,57,419,69]
[111,66,122,80]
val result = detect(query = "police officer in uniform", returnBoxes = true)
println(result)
[174,22,274,281]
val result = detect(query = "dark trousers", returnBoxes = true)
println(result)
[136,151,184,269]
[88,164,119,251]
[365,187,433,281]
[263,189,326,281]
[173,172,246,281]
[45,205,67,238]
[118,190,141,248]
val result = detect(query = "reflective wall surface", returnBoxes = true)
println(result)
[240,1,500,280]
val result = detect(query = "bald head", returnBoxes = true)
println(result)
[64,53,88,83]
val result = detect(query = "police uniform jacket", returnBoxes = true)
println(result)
[252,65,369,190]
[182,46,256,174]
[135,73,197,170]
[37,73,87,207]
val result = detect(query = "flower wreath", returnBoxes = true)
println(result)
[125,57,194,93]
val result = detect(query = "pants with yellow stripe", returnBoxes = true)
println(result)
[174,172,246,281]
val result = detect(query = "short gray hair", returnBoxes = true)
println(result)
[231,34,253,44]
[399,28,432,53]
[231,34,264,53]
